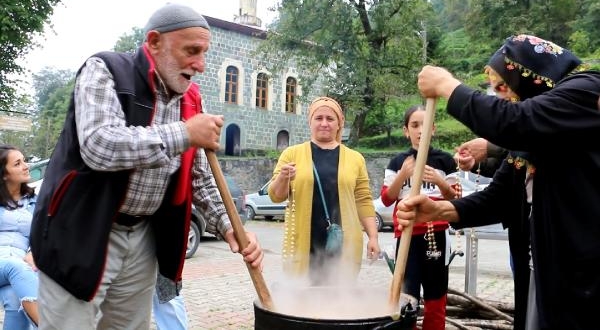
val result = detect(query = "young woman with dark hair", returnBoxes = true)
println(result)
[0,145,40,328]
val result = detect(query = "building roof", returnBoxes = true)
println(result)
[205,16,267,40]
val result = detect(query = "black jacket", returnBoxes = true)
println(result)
[452,156,531,330]
[31,48,196,301]
[447,71,600,330]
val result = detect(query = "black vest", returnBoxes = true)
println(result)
[31,48,192,301]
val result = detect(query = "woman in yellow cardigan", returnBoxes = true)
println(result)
[268,96,380,285]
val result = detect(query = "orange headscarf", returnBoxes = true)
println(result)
[307,96,345,142]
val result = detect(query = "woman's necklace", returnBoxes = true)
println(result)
[424,165,450,260]
[425,221,441,259]
[467,164,482,263]
[448,162,480,258]
[451,167,463,254]
[282,174,296,262]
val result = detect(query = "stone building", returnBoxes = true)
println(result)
[195,0,327,156]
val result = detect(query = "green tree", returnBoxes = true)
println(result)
[430,0,600,75]
[30,79,74,158]
[258,0,433,145]
[24,27,143,159]
[0,0,62,111]
[28,67,73,158]
[528,0,578,46]
[568,0,600,55]
[32,67,74,108]
[568,30,591,57]
[362,95,422,147]
[113,27,144,53]
[434,28,494,74]
[430,0,468,32]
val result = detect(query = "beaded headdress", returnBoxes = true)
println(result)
[487,34,583,100]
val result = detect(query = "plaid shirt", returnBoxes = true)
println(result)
[73,57,231,237]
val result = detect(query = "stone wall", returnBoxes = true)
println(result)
[218,153,396,198]
[195,17,326,153]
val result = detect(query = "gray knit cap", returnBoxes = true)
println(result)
[144,3,210,35]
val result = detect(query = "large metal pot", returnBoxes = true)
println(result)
[254,286,417,330]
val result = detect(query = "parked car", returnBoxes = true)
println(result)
[373,196,395,231]
[373,171,492,231]
[244,181,287,220]
[24,158,243,259]
[186,175,246,258]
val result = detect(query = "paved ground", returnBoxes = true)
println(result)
[171,220,513,329]
[0,220,514,329]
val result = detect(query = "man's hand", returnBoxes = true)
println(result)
[224,229,264,270]
[417,65,462,99]
[454,138,489,171]
[184,113,224,151]
[457,138,489,163]
[395,195,455,231]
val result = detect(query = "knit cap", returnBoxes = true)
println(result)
[144,3,209,35]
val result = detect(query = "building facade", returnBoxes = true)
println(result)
[195,11,326,156]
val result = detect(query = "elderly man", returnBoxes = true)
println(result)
[31,4,263,329]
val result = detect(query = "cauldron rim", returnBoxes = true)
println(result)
[253,300,412,323]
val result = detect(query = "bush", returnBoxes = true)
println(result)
[357,118,476,154]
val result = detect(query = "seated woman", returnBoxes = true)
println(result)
[0,145,40,328]
[1,285,33,329]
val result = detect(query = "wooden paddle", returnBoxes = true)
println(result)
[388,98,437,319]
[206,150,274,311]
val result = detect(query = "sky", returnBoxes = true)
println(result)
[20,0,278,74]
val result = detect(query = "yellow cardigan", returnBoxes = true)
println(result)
[268,141,375,277]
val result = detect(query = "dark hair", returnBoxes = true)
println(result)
[0,145,35,209]
[403,105,425,127]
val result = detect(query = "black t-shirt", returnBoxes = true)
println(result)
[309,142,340,252]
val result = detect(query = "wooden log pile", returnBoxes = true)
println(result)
[414,288,514,330]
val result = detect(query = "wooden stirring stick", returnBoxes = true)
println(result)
[388,98,437,319]
[206,150,274,311]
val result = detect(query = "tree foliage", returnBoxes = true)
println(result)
[28,68,74,158]
[113,27,144,53]
[30,80,73,158]
[433,0,600,75]
[258,0,433,145]
[32,67,74,108]
[13,0,600,157]
[19,25,142,158]
[0,0,61,111]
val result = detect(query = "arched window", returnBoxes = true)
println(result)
[256,73,268,109]
[276,130,289,151]
[225,66,239,104]
[285,77,297,114]
[225,124,241,156]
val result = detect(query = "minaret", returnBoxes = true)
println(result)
[234,0,262,27]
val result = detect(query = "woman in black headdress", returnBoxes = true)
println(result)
[399,35,600,330]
